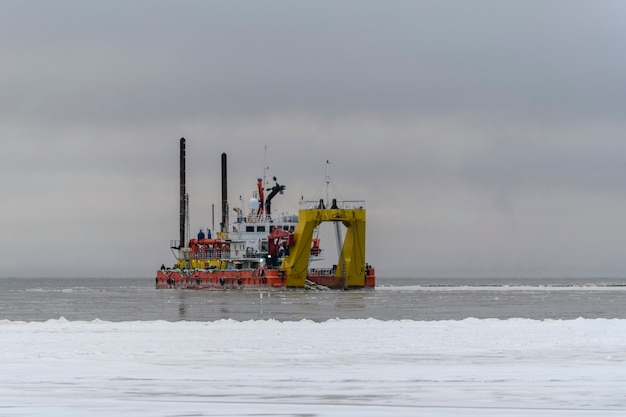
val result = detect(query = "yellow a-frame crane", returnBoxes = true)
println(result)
[280,203,367,288]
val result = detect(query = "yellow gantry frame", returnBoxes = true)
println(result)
[281,208,367,287]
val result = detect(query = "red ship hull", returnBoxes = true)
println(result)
[156,269,284,289]
[156,267,376,290]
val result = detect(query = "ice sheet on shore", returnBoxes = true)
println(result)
[1,318,625,416]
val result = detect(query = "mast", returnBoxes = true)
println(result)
[327,160,343,266]
[325,159,330,206]
[263,143,268,189]
[179,137,186,248]
[262,143,268,221]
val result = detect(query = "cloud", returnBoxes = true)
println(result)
[464,121,626,195]
[4,1,625,123]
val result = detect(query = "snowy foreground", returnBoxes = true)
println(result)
[1,319,625,416]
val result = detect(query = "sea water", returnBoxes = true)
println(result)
[1,277,625,416]
[1,277,625,321]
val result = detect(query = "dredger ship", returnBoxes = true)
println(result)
[156,138,375,290]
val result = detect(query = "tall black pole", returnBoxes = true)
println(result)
[179,138,186,247]
[221,153,228,233]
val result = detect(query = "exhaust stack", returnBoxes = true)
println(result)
[221,152,228,233]
[179,138,186,248]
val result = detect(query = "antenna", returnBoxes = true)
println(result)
[264,143,268,189]
[325,159,331,205]
[324,159,342,265]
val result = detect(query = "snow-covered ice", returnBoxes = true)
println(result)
[1,318,625,416]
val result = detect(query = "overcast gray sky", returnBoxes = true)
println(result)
[2,0,626,278]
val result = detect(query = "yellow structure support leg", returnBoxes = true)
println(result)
[337,210,366,287]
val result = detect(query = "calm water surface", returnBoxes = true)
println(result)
[1,277,625,322]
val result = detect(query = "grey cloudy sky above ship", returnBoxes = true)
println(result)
[1,0,626,278]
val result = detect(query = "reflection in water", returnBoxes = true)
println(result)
[178,291,188,319]
[334,291,368,310]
